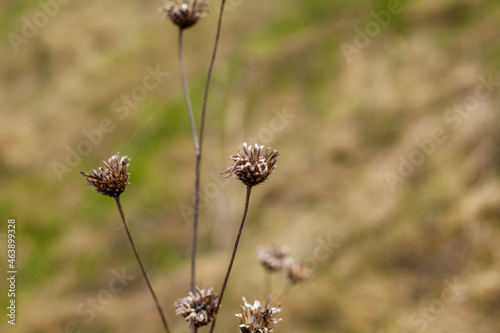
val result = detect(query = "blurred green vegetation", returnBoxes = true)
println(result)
[1,0,500,332]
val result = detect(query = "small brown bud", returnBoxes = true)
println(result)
[81,153,130,198]
[236,296,281,333]
[162,0,208,29]
[224,143,279,187]
[175,286,219,327]
[257,245,290,272]
[286,259,311,284]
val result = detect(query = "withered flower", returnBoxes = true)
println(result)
[258,245,290,272]
[236,297,281,333]
[286,259,311,284]
[162,0,208,29]
[175,286,219,327]
[224,143,279,187]
[81,153,130,197]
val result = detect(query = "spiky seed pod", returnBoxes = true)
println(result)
[286,259,311,284]
[175,287,219,327]
[236,297,281,333]
[162,0,208,29]
[224,143,279,187]
[257,245,290,272]
[81,153,130,197]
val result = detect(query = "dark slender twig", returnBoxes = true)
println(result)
[192,152,201,333]
[199,0,226,154]
[209,186,252,333]
[193,1,227,303]
[114,197,171,333]
[175,2,227,331]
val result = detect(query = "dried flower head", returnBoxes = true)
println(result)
[257,245,290,272]
[162,0,208,29]
[286,259,311,284]
[236,297,281,333]
[81,153,130,197]
[224,143,279,187]
[175,286,219,327]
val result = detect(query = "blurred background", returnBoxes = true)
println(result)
[1,0,500,332]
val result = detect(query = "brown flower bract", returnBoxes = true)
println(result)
[224,143,279,187]
[258,245,290,272]
[81,153,130,197]
[175,286,219,327]
[162,0,208,29]
[286,259,311,284]
[236,297,281,333]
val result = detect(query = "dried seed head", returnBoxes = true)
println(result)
[257,245,290,272]
[236,297,281,333]
[286,259,311,284]
[224,143,279,187]
[81,153,130,198]
[162,0,208,29]
[175,287,219,327]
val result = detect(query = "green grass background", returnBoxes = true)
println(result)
[1,0,500,332]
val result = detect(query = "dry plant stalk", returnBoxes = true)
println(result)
[209,143,279,333]
[163,0,227,302]
[81,154,171,333]
[79,1,307,332]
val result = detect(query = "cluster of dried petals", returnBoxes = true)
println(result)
[224,143,279,187]
[174,286,219,327]
[286,259,311,284]
[236,297,281,333]
[81,153,130,197]
[257,245,290,272]
[162,0,208,29]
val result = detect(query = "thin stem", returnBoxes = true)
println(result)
[209,186,252,333]
[178,28,200,154]
[192,3,228,291]
[176,2,227,331]
[199,0,226,154]
[114,197,171,333]
[192,156,201,333]
[192,152,201,288]
[193,4,227,298]
[178,26,200,296]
